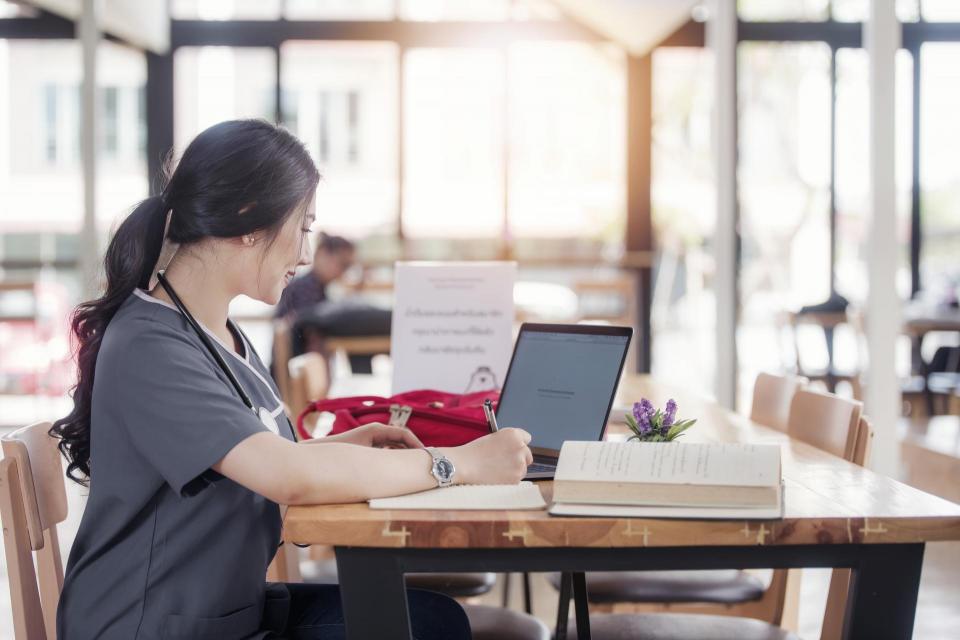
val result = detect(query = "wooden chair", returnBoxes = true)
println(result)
[750,373,808,433]
[572,274,636,328]
[786,388,863,462]
[788,310,863,400]
[267,351,333,583]
[0,422,68,640]
[271,319,294,405]
[819,416,874,640]
[287,352,331,439]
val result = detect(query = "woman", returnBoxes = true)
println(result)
[52,120,532,640]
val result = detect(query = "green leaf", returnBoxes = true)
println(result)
[624,414,640,437]
[666,418,697,440]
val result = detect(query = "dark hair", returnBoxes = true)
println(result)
[51,119,320,485]
[315,231,354,255]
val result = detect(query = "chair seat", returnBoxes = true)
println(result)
[547,570,766,604]
[564,612,800,640]
[406,572,497,598]
[306,557,496,597]
[464,604,550,640]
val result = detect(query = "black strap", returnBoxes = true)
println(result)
[156,271,256,411]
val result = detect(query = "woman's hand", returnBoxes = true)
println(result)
[443,428,532,485]
[314,423,424,449]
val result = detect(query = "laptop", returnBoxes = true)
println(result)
[494,323,633,480]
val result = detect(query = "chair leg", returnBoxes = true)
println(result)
[522,572,532,614]
[501,573,511,608]
[555,572,572,640]
[572,572,592,640]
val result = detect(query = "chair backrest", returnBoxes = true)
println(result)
[786,388,863,460]
[819,416,873,640]
[288,352,330,439]
[750,373,807,432]
[272,319,293,407]
[0,422,68,640]
[572,274,636,326]
[0,457,47,639]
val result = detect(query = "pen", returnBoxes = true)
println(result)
[483,399,499,433]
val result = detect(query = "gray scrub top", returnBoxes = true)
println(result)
[57,289,297,640]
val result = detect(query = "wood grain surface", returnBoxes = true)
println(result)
[284,376,960,548]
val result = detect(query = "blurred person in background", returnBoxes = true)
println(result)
[274,232,355,320]
[274,233,390,375]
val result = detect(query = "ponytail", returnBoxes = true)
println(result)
[51,195,168,485]
[51,119,319,486]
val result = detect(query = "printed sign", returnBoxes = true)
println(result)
[391,262,516,394]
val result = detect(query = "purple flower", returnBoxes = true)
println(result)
[632,399,655,434]
[663,399,677,427]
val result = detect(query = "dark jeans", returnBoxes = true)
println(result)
[271,583,471,640]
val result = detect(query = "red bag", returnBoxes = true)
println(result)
[296,389,500,446]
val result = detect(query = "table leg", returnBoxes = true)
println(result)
[555,572,572,640]
[844,543,924,640]
[572,572,592,640]
[335,547,412,640]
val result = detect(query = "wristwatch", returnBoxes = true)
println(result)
[425,447,456,488]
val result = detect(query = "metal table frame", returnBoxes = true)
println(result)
[334,542,924,640]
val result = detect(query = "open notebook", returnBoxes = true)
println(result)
[369,481,547,510]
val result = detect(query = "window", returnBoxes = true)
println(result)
[281,41,398,239]
[285,0,394,20]
[0,39,147,413]
[922,0,960,21]
[399,0,511,21]
[737,0,829,22]
[834,48,914,303]
[174,46,276,154]
[403,48,504,238]
[737,42,832,402]
[829,0,921,22]
[171,0,281,20]
[102,86,119,157]
[2,40,146,235]
[507,42,625,245]
[920,43,960,295]
[650,47,717,396]
[43,84,58,163]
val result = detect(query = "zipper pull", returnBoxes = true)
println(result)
[388,404,413,427]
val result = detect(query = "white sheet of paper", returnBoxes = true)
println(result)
[555,441,782,487]
[390,261,516,394]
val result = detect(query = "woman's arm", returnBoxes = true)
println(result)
[213,427,532,505]
[300,423,425,449]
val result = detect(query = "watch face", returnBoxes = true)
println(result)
[435,458,455,481]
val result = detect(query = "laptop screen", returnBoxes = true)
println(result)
[495,326,631,454]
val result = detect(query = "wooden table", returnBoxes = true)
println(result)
[285,375,960,640]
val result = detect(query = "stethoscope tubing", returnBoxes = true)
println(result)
[156,270,257,413]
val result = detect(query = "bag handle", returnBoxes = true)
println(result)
[296,396,387,440]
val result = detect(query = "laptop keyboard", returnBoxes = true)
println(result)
[527,462,555,473]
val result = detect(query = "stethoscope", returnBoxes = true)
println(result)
[156,270,281,435]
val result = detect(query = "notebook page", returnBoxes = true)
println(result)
[555,441,781,487]
[369,481,547,510]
